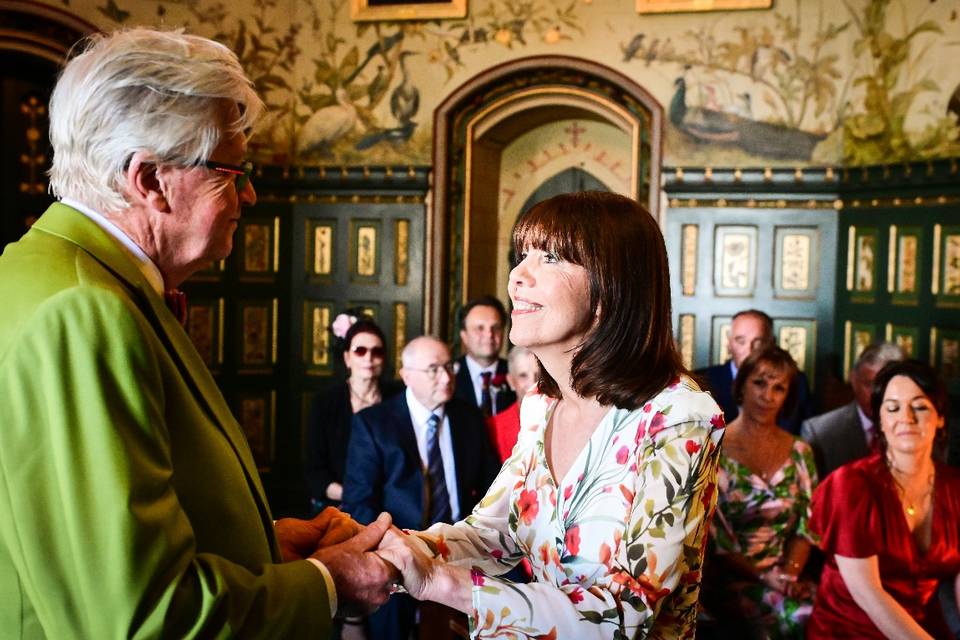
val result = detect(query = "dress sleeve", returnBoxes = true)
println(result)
[793,440,819,543]
[432,411,722,639]
[809,463,880,558]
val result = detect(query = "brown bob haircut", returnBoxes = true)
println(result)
[732,344,799,419]
[513,191,686,410]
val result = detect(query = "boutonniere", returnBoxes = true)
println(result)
[490,373,510,393]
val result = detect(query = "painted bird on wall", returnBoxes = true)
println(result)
[297,88,357,157]
[670,76,826,161]
[390,51,420,126]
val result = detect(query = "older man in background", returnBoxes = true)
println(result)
[801,342,904,478]
[0,28,395,638]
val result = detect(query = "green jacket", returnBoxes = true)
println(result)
[0,204,331,638]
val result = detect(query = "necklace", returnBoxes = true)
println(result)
[349,384,380,408]
[889,466,935,518]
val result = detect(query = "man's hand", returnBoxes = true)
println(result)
[312,512,401,616]
[275,507,362,562]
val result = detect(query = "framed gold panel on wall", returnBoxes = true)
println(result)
[303,301,335,376]
[886,324,919,359]
[711,316,733,366]
[351,0,467,21]
[933,225,960,308]
[349,220,381,284]
[844,320,879,380]
[237,299,278,373]
[774,319,816,382]
[185,298,224,371]
[931,327,960,379]
[238,218,279,282]
[774,227,818,300]
[846,225,879,303]
[637,0,770,12]
[348,302,380,326]
[889,225,922,305]
[306,218,336,282]
[234,390,276,471]
[713,225,757,297]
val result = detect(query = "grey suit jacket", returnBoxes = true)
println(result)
[800,401,871,479]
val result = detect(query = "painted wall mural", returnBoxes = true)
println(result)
[37,0,960,166]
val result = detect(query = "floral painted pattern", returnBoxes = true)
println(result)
[711,439,819,639]
[419,375,724,638]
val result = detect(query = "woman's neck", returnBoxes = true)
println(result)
[348,375,379,397]
[732,411,776,433]
[887,449,934,479]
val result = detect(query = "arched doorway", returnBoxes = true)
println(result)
[0,0,96,247]
[430,55,663,337]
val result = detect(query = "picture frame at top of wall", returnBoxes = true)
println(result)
[636,0,771,13]
[351,0,467,21]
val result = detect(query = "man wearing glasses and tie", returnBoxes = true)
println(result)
[0,28,397,638]
[343,335,501,640]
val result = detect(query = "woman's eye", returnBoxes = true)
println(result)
[911,404,930,413]
[544,252,559,263]
[884,403,900,412]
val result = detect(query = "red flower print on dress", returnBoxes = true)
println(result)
[615,445,630,465]
[564,525,581,556]
[599,542,612,566]
[563,484,573,501]
[490,548,503,560]
[436,536,450,560]
[635,420,646,444]
[518,489,539,524]
[471,569,485,586]
[685,440,702,456]
[647,411,667,439]
[567,587,584,604]
[535,629,557,640]
[710,413,725,430]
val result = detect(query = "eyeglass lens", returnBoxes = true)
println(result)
[351,346,385,358]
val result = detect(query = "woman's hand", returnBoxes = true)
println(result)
[376,528,473,613]
[376,527,437,601]
[760,566,797,595]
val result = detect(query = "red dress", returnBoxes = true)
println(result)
[807,454,960,639]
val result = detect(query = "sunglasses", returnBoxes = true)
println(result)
[350,345,385,359]
[204,160,254,191]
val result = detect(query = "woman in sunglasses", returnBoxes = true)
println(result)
[305,312,400,512]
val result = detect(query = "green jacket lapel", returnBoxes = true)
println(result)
[34,203,274,527]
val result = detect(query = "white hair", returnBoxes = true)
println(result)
[507,345,533,374]
[48,27,263,213]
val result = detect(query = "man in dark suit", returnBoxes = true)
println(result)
[802,342,903,478]
[696,309,814,434]
[343,335,501,640]
[454,295,516,416]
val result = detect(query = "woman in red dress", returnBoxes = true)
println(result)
[807,360,960,639]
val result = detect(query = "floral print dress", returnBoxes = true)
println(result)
[710,438,819,639]
[417,376,724,639]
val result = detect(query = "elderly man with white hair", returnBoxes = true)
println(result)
[0,28,396,638]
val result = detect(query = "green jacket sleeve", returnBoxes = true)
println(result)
[0,286,331,638]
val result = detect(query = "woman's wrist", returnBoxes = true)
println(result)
[427,563,473,613]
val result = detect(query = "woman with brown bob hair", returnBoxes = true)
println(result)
[378,191,725,638]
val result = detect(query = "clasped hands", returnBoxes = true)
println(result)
[274,507,403,616]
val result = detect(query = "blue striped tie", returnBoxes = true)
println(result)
[426,413,452,524]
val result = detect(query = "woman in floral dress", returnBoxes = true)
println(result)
[705,345,818,639]
[378,191,725,639]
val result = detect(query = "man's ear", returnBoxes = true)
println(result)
[125,152,169,212]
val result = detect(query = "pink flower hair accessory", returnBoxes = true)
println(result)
[331,313,357,339]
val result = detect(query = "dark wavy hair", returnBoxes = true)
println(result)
[512,191,686,410]
[732,345,799,420]
[871,359,948,459]
[459,295,507,329]
[343,318,386,354]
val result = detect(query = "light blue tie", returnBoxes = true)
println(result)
[426,413,452,524]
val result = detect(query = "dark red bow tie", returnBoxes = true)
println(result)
[164,289,188,327]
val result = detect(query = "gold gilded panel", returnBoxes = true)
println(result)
[237,391,275,470]
[394,302,408,374]
[721,233,751,289]
[681,224,698,296]
[395,219,410,286]
[242,222,272,273]
[241,306,270,366]
[679,314,695,369]
[897,234,918,293]
[314,225,333,275]
[945,234,960,296]
[305,303,333,372]
[357,226,377,277]
[780,235,810,290]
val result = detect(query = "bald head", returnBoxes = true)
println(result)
[400,336,455,410]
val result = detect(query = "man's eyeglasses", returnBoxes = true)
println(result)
[406,361,456,379]
[204,160,253,191]
[350,345,385,359]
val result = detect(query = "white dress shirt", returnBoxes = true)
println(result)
[405,388,461,520]
[464,354,500,414]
